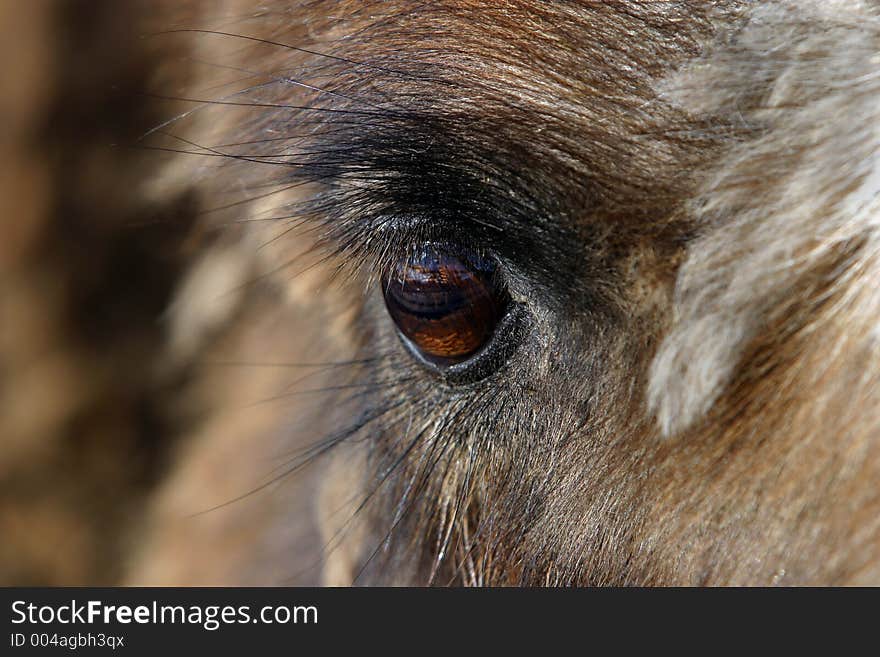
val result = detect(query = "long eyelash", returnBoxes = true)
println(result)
[290,402,434,584]
[277,359,468,584]
[157,29,420,80]
[143,26,527,586]
[189,359,415,518]
[440,389,509,585]
[352,409,458,584]
[349,387,494,585]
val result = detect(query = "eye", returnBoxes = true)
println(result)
[382,244,510,368]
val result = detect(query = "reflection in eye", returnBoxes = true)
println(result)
[382,244,509,366]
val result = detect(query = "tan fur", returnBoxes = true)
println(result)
[2,0,879,586]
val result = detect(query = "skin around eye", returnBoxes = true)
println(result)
[382,244,509,366]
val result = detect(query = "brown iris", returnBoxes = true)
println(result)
[383,244,509,366]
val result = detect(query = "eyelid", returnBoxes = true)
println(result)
[381,242,528,385]
[398,302,528,385]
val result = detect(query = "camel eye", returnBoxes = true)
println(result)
[383,244,510,367]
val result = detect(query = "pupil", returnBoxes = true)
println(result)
[383,244,507,365]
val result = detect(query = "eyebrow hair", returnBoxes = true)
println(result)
[209,1,725,306]
[295,101,600,295]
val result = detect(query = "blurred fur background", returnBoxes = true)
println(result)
[2,1,879,585]
[0,0,337,585]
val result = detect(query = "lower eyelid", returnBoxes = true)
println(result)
[392,299,530,386]
[383,243,507,360]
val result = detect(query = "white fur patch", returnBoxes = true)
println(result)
[648,0,880,436]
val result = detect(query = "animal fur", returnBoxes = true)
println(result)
[2,0,879,585]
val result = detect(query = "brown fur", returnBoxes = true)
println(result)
[2,0,878,585]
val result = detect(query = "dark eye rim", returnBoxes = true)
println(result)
[390,290,529,386]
